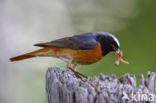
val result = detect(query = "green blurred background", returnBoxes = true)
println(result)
[0,0,156,103]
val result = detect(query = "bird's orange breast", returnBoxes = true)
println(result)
[71,43,103,64]
[43,42,103,65]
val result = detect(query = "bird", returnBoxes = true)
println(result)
[10,32,129,78]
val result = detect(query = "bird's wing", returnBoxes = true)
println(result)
[34,33,98,50]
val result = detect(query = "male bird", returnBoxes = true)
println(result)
[10,32,128,78]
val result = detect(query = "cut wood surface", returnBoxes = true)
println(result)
[46,67,156,103]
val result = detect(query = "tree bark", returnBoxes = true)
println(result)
[46,67,156,103]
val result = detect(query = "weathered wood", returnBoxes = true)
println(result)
[46,67,156,103]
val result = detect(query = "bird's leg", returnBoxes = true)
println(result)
[66,59,81,78]
[71,64,82,79]
[66,59,88,79]
[72,63,88,78]
[66,59,100,92]
[72,64,88,79]
[66,58,73,69]
[72,63,77,71]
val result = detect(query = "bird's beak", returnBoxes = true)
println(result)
[115,48,120,53]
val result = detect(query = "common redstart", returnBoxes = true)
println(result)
[10,32,129,78]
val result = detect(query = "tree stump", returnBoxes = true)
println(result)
[46,67,156,103]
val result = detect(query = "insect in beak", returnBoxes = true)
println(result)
[114,50,129,66]
[110,44,129,65]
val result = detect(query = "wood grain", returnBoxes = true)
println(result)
[46,67,156,103]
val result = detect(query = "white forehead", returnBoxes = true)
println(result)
[95,32,120,46]
[113,36,120,46]
[111,34,120,47]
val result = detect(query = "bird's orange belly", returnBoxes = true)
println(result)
[72,50,103,64]
[38,43,103,65]
[55,42,103,65]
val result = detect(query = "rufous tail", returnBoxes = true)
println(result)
[9,47,54,62]
[10,54,35,62]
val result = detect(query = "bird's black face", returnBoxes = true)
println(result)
[95,32,120,56]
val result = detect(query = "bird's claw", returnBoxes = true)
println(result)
[66,65,87,79]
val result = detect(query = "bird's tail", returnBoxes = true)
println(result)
[10,53,35,62]
[9,47,55,62]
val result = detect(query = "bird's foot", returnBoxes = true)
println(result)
[66,66,88,79]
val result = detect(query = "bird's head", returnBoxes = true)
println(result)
[94,32,120,56]
[94,32,129,65]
